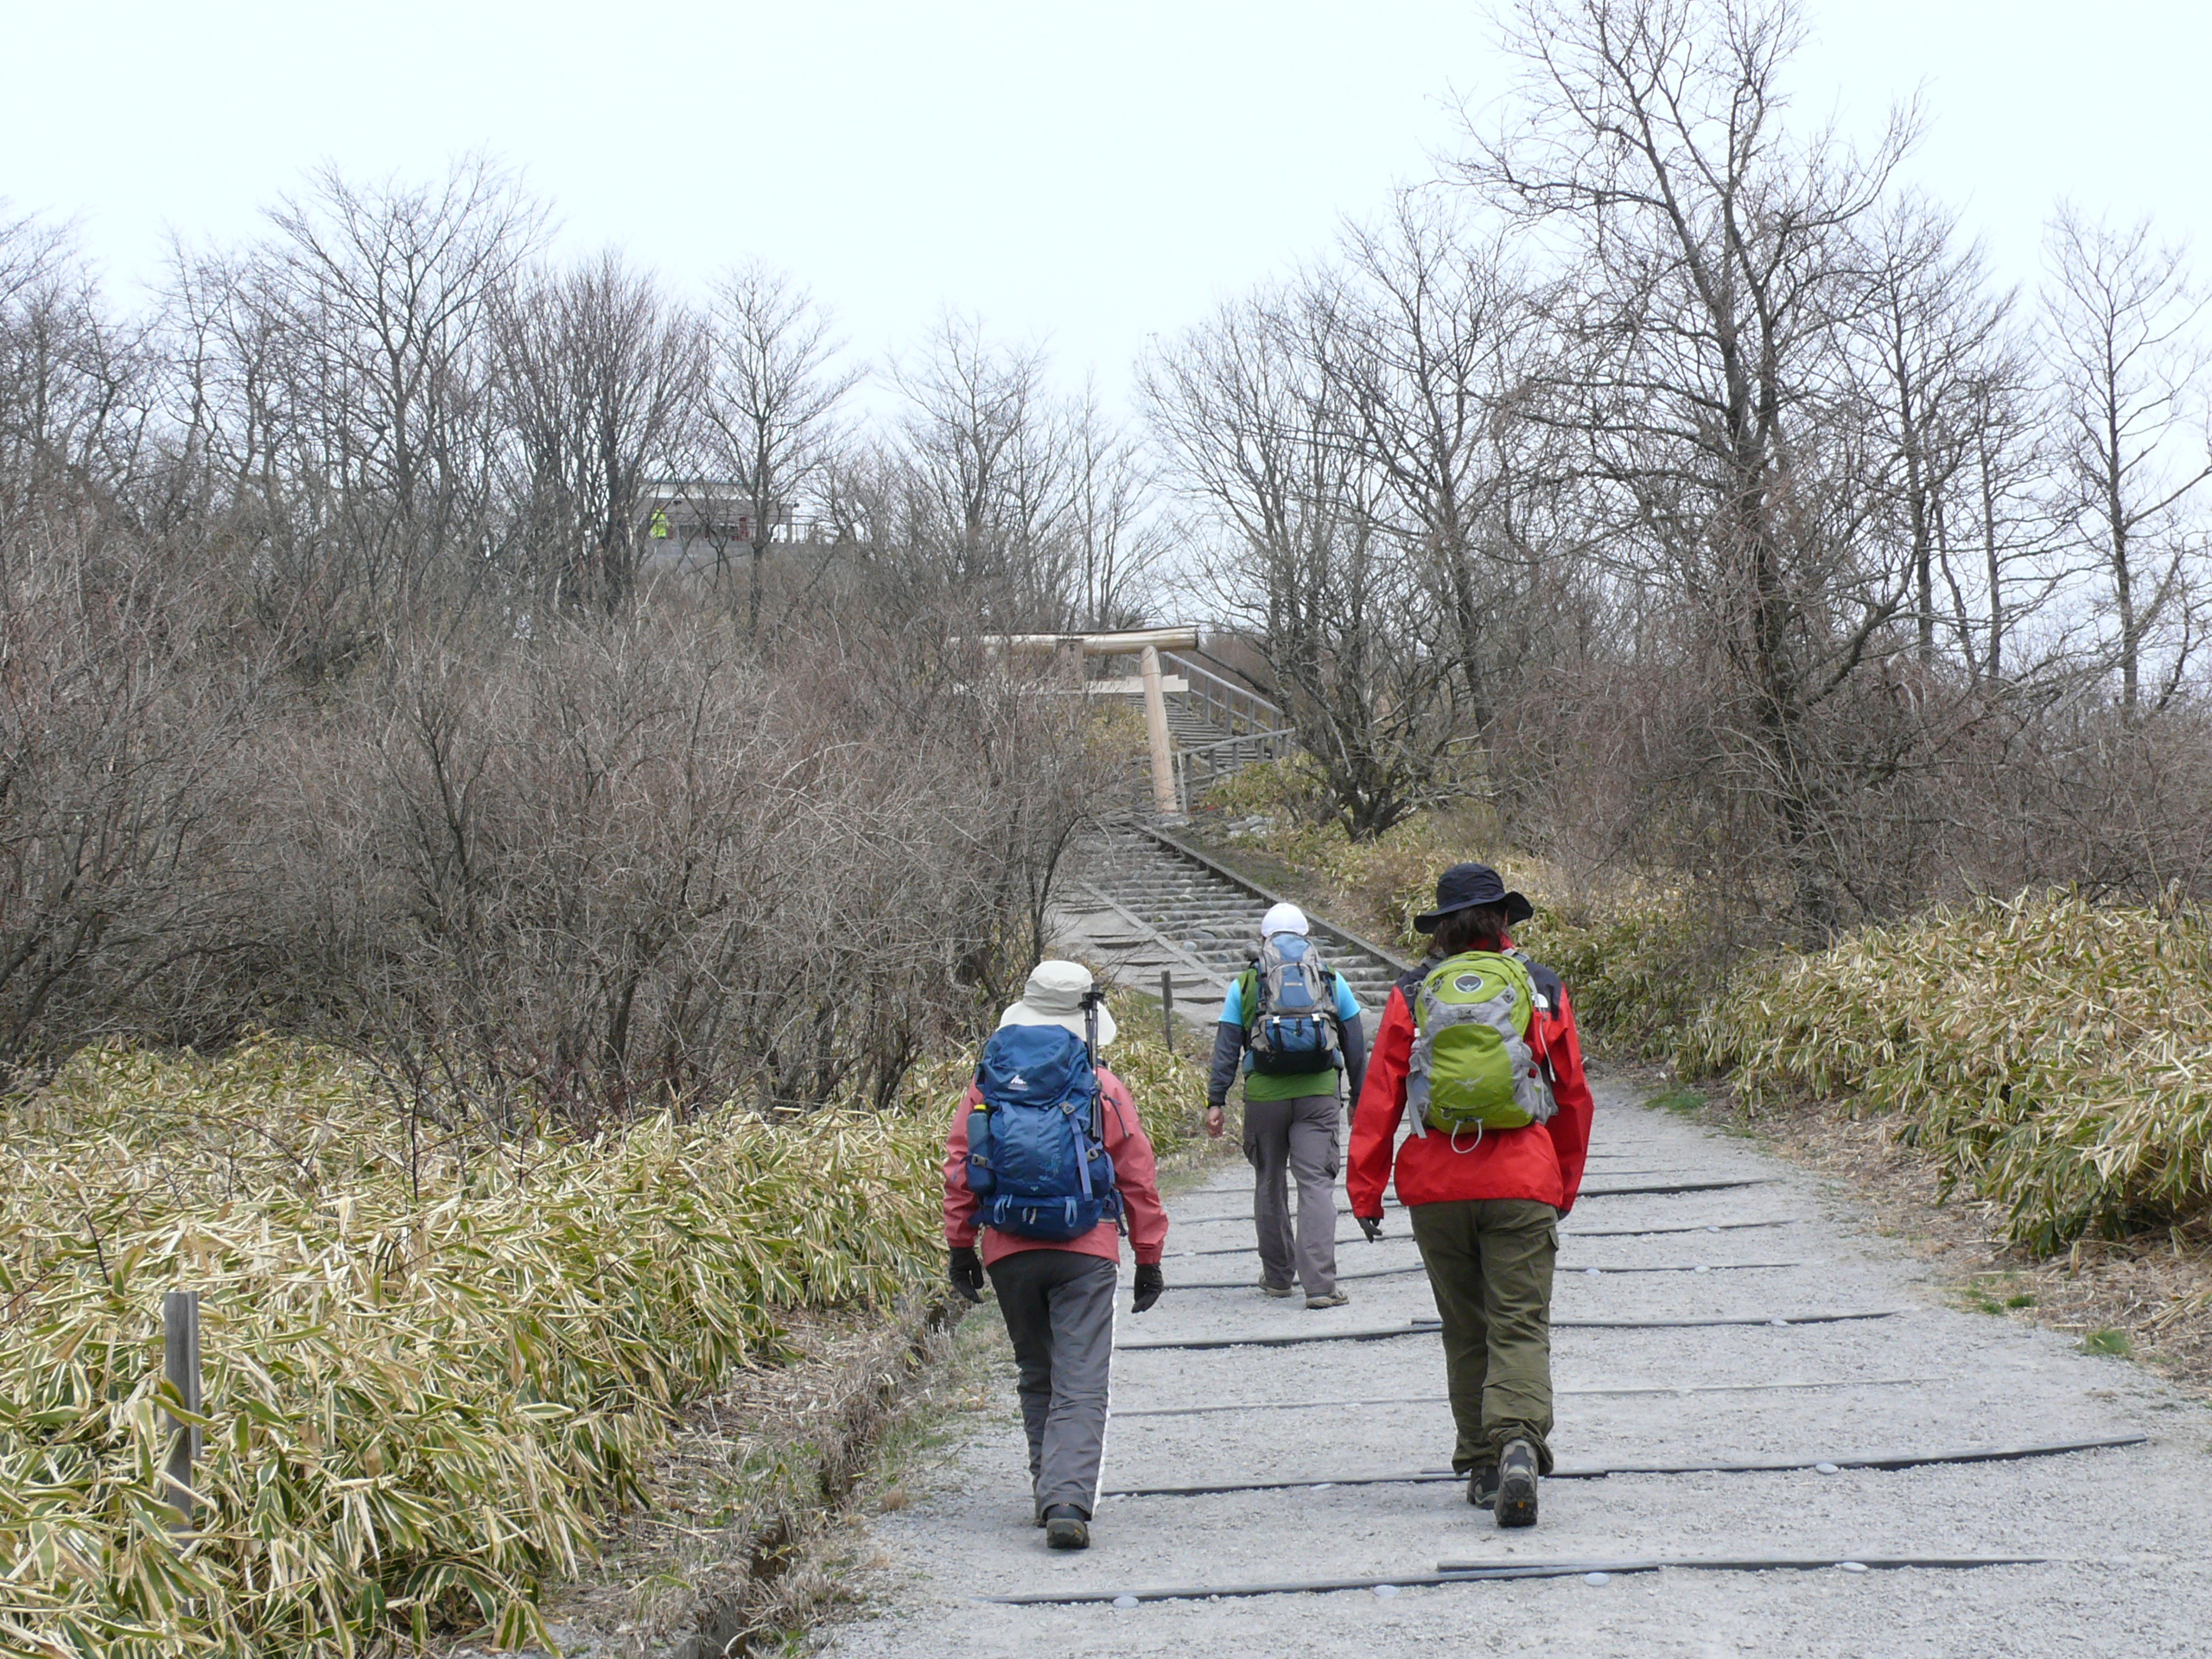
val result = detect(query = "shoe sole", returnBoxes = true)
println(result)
[1045,1519,1090,1550]
[1305,1296,1349,1309]
[1494,1470,1538,1529]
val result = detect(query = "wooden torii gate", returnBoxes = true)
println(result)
[977,626,1199,817]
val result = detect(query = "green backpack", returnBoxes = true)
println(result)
[1407,950,1557,1137]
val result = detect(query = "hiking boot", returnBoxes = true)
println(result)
[1494,1439,1539,1529]
[1042,1503,1090,1550]
[1465,1462,1499,1510]
[1306,1289,1350,1309]
[1259,1281,1296,1298]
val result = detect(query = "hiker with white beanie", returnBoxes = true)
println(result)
[1204,902,1368,1306]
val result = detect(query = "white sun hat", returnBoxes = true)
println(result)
[998,960,1117,1047]
[1260,901,1310,939]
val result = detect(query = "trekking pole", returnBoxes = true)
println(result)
[1082,988,1106,1143]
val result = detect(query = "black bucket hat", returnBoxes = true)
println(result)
[1414,861,1534,932]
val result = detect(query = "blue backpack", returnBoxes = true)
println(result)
[1243,934,1344,1077]
[966,1023,1122,1241]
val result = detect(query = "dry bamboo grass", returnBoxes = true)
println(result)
[0,1039,943,1657]
[1681,890,2212,1253]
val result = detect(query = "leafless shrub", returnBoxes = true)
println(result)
[0,532,273,1071]
[232,599,1097,1128]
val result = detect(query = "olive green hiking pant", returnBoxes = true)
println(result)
[1408,1198,1560,1475]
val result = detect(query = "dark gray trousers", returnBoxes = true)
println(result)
[1243,1091,1342,1295]
[987,1249,1118,1518]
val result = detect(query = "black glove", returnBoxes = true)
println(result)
[1357,1215,1384,1243]
[1131,1262,1165,1313]
[949,1246,985,1304]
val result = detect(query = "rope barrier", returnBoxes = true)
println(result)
[1150,1259,1817,1289]
[1096,1434,2148,1499]
[1117,1309,1900,1351]
[1166,1217,1801,1257]
[984,1554,2050,1605]
[1169,1179,1766,1227]
[1566,1218,1798,1238]
[1108,1376,1937,1419]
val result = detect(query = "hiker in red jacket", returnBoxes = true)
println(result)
[1347,863,1593,1529]
[943,961,1169,1551]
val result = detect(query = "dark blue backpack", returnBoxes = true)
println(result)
[966,1024,1122,1241]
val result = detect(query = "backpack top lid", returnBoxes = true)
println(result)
[1420,949,1533,1030]
[976,1021,1094,1109]
[1254,931,1330,1014]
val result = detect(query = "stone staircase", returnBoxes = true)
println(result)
[1065,647,1407,1020]
[1051,823,1411,1027]
[1160,701,1235,752]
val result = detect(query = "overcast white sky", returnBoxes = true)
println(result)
[6,1,2209,409]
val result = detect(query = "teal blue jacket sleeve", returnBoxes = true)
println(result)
[1217,978,1246,1025]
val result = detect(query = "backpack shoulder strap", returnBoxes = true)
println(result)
[1506,949,1562,1014]
[1235,965,1259,1026]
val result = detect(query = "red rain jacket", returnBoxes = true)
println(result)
[1347,949,1594,1217]
[944,1063,1168,1268]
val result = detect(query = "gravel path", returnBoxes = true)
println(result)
[820,1082,2212,1656]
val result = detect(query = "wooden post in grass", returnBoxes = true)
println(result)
[162,1290,201,1532]
[1160,969,1175,1054]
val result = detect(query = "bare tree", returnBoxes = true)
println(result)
[497,251,704,613]
[1860,198,2009,669]
[1065,378,1171,629]
[1325,194,1596,813]
[257,156,545,639]
[892,313,1077,626]
[1465,0,1925,925]
[700,262,861,634]
[0,213,158,549]
[1146,291,1463,837]
[2044,205,2212,720]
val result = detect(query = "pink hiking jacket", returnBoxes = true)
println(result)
[943,1064,1168,1268]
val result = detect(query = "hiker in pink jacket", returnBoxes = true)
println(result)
[944,962,1169,1550]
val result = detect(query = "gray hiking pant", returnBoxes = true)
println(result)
[1243,1091,1341,1296]
[987,1249,1118,1519]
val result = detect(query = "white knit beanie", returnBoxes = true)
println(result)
[1260,902,1309,938]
